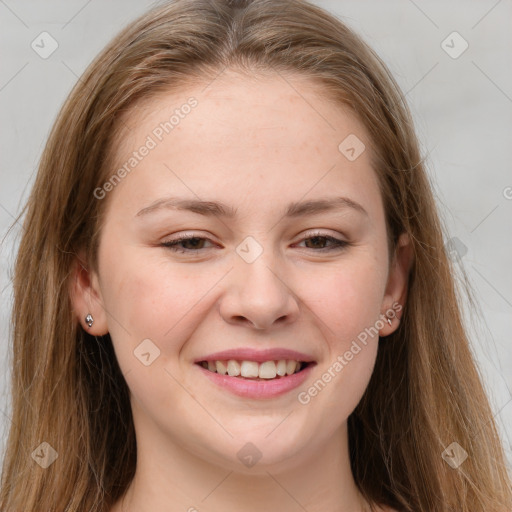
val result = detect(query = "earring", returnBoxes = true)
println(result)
[85,314,94,328]
[381,312,393,326]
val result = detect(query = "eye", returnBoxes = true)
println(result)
[161,231,349,255]
[161,234,215,253]
[295,231,349,252]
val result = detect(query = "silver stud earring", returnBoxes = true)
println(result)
[85,314,94,328]
[386,316,392,326]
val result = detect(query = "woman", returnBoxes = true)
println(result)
[1,0,510,511]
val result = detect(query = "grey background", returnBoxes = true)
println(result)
[1,0,511,469]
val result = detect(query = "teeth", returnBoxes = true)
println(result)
[276,360,287,376]
[203,359,305,379]
[286,360,299,376]
[259,361,277,379]
[227,360,241,377]
[215,360,228,375]
[240,361,259,378]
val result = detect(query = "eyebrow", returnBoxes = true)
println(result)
[135,195,368,219]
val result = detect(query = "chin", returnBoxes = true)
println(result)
[207,433,308,475]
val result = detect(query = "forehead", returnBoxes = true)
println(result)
[116,68,370,157]
[105,69,382,221]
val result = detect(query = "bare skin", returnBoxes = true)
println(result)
[71,68,411,512]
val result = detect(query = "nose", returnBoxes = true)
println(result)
[219,248,300,331]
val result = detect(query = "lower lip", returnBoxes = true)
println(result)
[196,364,315,399]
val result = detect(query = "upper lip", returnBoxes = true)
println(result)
[195,348,316,364]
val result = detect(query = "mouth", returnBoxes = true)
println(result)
[195,358,316,399]
[195,359,315,380]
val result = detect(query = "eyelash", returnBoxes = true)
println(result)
[161,232,349,254]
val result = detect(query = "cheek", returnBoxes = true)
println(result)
[296,257,385,410]
[304,257,386,346]
[99,246,216,363]
[102,261,171,332]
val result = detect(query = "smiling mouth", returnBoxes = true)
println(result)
[196,359,314,380]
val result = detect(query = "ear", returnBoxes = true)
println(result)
[69,250,109,336]
[379,232,414,337]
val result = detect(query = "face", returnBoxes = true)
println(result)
[75,69,408,473]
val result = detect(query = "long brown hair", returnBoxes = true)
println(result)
[1,1,511,510]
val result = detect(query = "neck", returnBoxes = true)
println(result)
[115,419,370,512]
